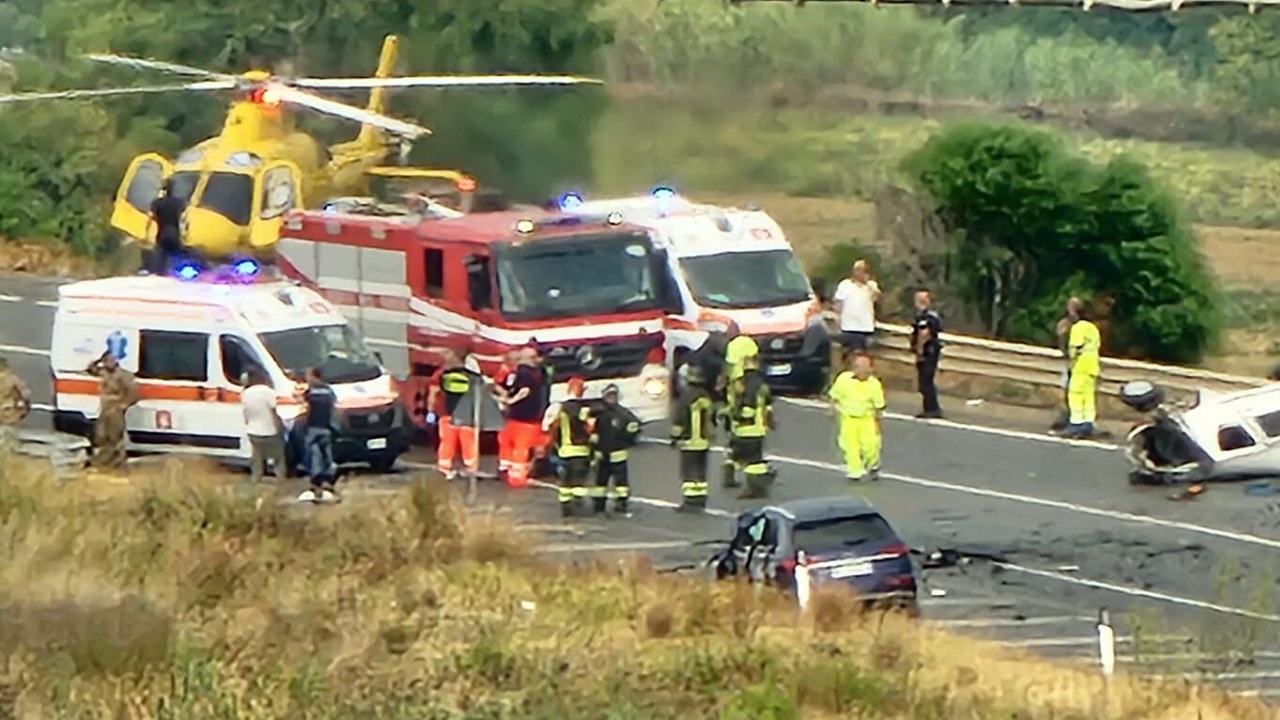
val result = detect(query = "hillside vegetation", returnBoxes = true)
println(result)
[0,456,1269,719]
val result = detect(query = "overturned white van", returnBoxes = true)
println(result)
[1122,380,1280,485]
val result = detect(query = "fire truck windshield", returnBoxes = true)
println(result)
[258,324,382,383]
[495,232,661,321]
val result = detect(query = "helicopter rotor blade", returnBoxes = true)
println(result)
[291,74,604,90]
[0,80,236,104]
[271,85,432,139]
[84,53,232,79]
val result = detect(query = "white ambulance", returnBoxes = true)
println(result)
[559,189,830,394]
[49,261,411,471]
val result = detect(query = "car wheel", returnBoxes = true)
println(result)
[368,455,398,474]
[1119,380,1165,414]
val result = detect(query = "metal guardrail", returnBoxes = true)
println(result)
[821,312,1268,397]
[730,0,1280,10]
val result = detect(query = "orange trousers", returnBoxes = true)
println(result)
[437,415,478,476]
[504,420,545,488]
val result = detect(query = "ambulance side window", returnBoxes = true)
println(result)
[138,330,208,382]
[219,335,266,386]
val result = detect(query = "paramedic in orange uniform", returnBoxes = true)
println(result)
[500,347,549,488]
[492,350,520,482]
[427,350,481,480]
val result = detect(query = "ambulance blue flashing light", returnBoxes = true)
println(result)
[233,259,260,278]
[651,186,676,200]
[558,192,584,210]
[174,262,201,281]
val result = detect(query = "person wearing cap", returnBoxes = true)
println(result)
[0,357,31,454]
[499,346,550,488]
[85,350,139,472]
[670,363,715,512]
[592,383,641,516]
[722,352,776,499]
[545,376,595,517]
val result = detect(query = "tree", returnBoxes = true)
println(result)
[902,121,1222,364]
[0,0,614,256]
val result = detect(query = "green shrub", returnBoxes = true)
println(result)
[903,121,1221,364]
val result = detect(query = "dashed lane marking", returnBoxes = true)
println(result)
[0,343,49,357]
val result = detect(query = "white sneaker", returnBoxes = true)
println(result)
[321,489,340,503]
[443,470,458,480]
[298,489,317,503]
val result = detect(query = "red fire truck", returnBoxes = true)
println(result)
[274,201,674,431]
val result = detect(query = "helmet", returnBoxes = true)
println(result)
[602,383,620,398]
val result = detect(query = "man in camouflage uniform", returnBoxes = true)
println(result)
[0,357,31,455]
[86,351,139,471]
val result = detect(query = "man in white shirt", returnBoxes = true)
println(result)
[241,368,287,482]
[832,259,881,352]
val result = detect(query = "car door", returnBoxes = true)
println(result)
[128,329,239,457]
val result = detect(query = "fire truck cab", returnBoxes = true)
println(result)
[275,203,676,430]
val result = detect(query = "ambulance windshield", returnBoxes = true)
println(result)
[495,231,661,321]
[259,323,381,383]
[679,249,812,309]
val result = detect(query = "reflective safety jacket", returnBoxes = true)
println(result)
[729,370,773,439]
[1068,319,1102,377]
[827,371,885,419]
[671,387,715,451]
[595,403,641,463]
[438,365,475,417]
[554,398,596,459]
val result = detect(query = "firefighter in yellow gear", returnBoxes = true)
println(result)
[722,322,759,410]
[722,354,776,499]
[1064,302,1102,438]
[591,384,641,516]
[551,377,596,518]
[671,364,715,512]
[827,352,885,482]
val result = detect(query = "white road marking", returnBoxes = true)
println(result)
[34,300,56,308]
[0,343,49,357]
[781,396,1121,451]
[31,403,53,412]
[919,596,1016,608]
[713,443,1280,553]
[541,540,696,553]
[0,294,20,302]
[998,562,1280,622]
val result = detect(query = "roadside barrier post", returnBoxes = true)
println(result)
[1097,607,1116,678]
[795,550,811,611]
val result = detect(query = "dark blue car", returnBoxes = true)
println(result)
[708,496,918,614]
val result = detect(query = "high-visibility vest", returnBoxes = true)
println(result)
[828,371,885,419]
[671,389,714,451]
[730,372,771,438]
[1069,319,1102,376]
[555,399,594,458]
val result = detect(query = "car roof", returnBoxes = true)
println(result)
[761,496,879,523]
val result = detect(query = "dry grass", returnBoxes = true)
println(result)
[0,239,101,278]
[0,455,1269,719]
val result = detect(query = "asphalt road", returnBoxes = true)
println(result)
[8,274,1280,700]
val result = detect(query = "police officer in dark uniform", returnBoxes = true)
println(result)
[911,288,944,419]
[146,179,188,274]
[591,383,641,516]
[671,364,715,512]
[722,354,776,499]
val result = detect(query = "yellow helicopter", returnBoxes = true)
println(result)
[0,35,601,261]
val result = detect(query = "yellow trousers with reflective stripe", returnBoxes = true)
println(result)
[838,416,880,479]
[1067,371,1098,425]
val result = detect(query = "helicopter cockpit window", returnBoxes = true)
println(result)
[199,172,253,226]
[259,166,296,220]
[124,160,165,213]
[168,172,199,204]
